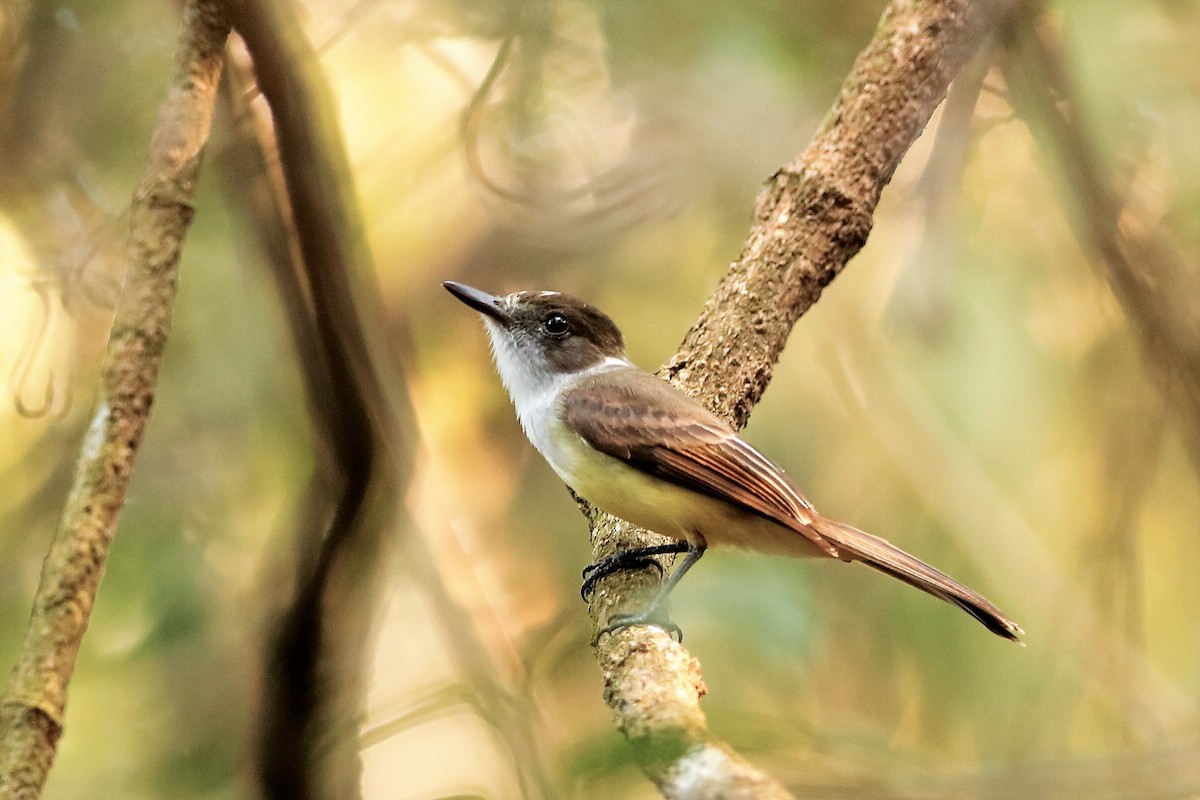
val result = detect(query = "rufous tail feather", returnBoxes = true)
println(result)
[810,516,1023,643]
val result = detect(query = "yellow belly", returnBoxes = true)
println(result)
[546,422,827,559]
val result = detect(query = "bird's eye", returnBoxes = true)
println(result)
[542,313,570,336]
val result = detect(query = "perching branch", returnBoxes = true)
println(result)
[0,1,229,797]
[585,1,1020,796]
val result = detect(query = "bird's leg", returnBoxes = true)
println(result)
[600,544,706,642]
[580,542,692,600]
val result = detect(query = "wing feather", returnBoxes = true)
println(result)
[561,368,1023,641]
[562,369,839,557]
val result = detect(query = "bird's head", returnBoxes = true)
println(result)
[443,281,628,400]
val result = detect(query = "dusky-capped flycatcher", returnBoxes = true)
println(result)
[444,281,1022,643]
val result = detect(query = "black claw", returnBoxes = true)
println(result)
[583,543,702,644]
[580,545,688,600]
[600,611,683,642]
[580,556,664,600]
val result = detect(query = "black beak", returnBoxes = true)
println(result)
[443,281,511,325]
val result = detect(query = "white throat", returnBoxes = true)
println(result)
[482,318,629,464]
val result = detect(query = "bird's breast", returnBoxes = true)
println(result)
[537,422,824,558]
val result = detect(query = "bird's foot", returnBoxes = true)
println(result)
[581,553,665,600]
[581,543,690,600]
[598,608,683,643]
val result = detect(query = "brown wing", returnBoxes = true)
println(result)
[563,369,1023,641]
[562,368,840,557]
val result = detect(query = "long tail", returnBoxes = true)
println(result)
[810,516,1023,643]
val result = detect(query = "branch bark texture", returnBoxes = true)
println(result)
[0,1,229,797]
[586,1,1019,796]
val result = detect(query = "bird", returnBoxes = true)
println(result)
[443,280,1023,643]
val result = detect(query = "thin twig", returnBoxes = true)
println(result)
[215,0,419,797]
[0,0,31,119]
[584,1,1021,796]
[0,1,229,797]
[1002,7,1200,474]
[0,3,129,422]
[221,31,560,800]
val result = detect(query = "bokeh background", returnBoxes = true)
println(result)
[3,0,1200,797]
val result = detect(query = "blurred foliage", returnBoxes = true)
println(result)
[2,0,1200,798]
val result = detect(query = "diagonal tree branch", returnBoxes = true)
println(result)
[584,1,1020,796]
[0,1,230,797]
